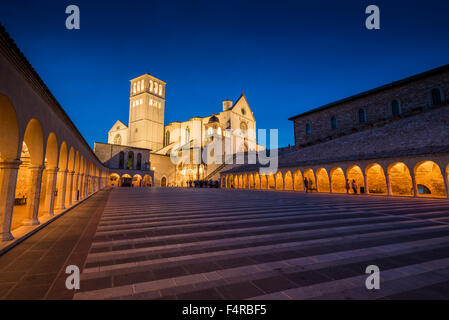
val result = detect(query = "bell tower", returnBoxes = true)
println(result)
[128,74,166,151]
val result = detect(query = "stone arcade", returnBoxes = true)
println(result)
[221,64,449,200]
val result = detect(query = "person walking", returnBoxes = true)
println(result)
[346,179,350,194]
[304,178,309,192]
[352,179,357,194]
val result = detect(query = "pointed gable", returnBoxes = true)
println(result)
[231,93,255,121]
[108,120,128,133]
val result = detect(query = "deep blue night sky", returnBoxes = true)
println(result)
[1,0,448,148]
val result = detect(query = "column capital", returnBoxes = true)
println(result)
[28,164,45,172]
[0,159,22,169]
[46,167,59,174]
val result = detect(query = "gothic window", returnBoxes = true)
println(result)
[306,123,311,135]
[127,151,134,170]
[185,127,190,143]
[392,100,401,116]
[119,151,124,169]
[165,131,170,146]
[358,108,366,123]
[432,88,442,105]
[136,153,142,170]
[114,134,122,145]
[331,116,337,129]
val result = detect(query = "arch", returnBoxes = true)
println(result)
[330,167,346,193]
[365,163,387,195]
[12,119,44,230]
[275,172,284,190]
[293,170,304,191]
[284,171,293,191]
[316,168,330,192]
[108,173,120,187]
[38,133,59,216]
[165,131,170,146]
[260,174,267,190]
[142,174,153,187]
[347,165,365,194]
[254,172,260,189]
[136,153,142,170]
[118,151,125,169]
[388,162,413,196]
[132,174,142,187]
[267,174,275,190]
[127,151,134,170]
[303,169,316,191]
[248,173,254,189]
[414,161,446,198]
[161,176,167,187]
[121,174,132,187]
[243,174,248,189]
[0,94,19,160]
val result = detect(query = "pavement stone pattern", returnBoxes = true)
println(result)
[0,190,110,300]
[70,188,449,300]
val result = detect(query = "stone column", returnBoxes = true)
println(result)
[66,171,75,206]
[411,174,418,198]
[444,173,449,199]
[385,174,392,196]
[55,169,68,210]
[22,165,44,226]
[42,167,58,217]
[80,174,85,199]
[73,173,80,202]
[0,159,21,241]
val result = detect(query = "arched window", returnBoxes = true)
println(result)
[150,80,153,91]
[331,116,337,129]
[185,127,190,143]
[305,123,311,135]
[217,127,222,135]
[159,84,162,95]
[119,151,124,169]
[114,134,122,145]
[127,151,134,170]
[136,153,142,170]
[165,131,170,146]
[432,88,442,105]
[133,82,137,94]
[358,108,366,123]
[392,100,401,116]
[137,82,141,92]
[141,80,145,90]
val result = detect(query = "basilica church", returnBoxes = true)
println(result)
[94,73,262,187]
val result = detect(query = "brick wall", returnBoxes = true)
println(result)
[292,69,449,147]
[282,105,449,165]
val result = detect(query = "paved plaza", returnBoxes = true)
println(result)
[2,188,449,300]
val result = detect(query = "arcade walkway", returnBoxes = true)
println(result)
[2,188,449,299]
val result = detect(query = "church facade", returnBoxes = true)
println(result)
[101,74,261,187]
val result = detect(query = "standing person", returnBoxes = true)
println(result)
[346,179,350,194]
[304,177,309,193]
[352,179,357,194]
[308,178,313,192]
